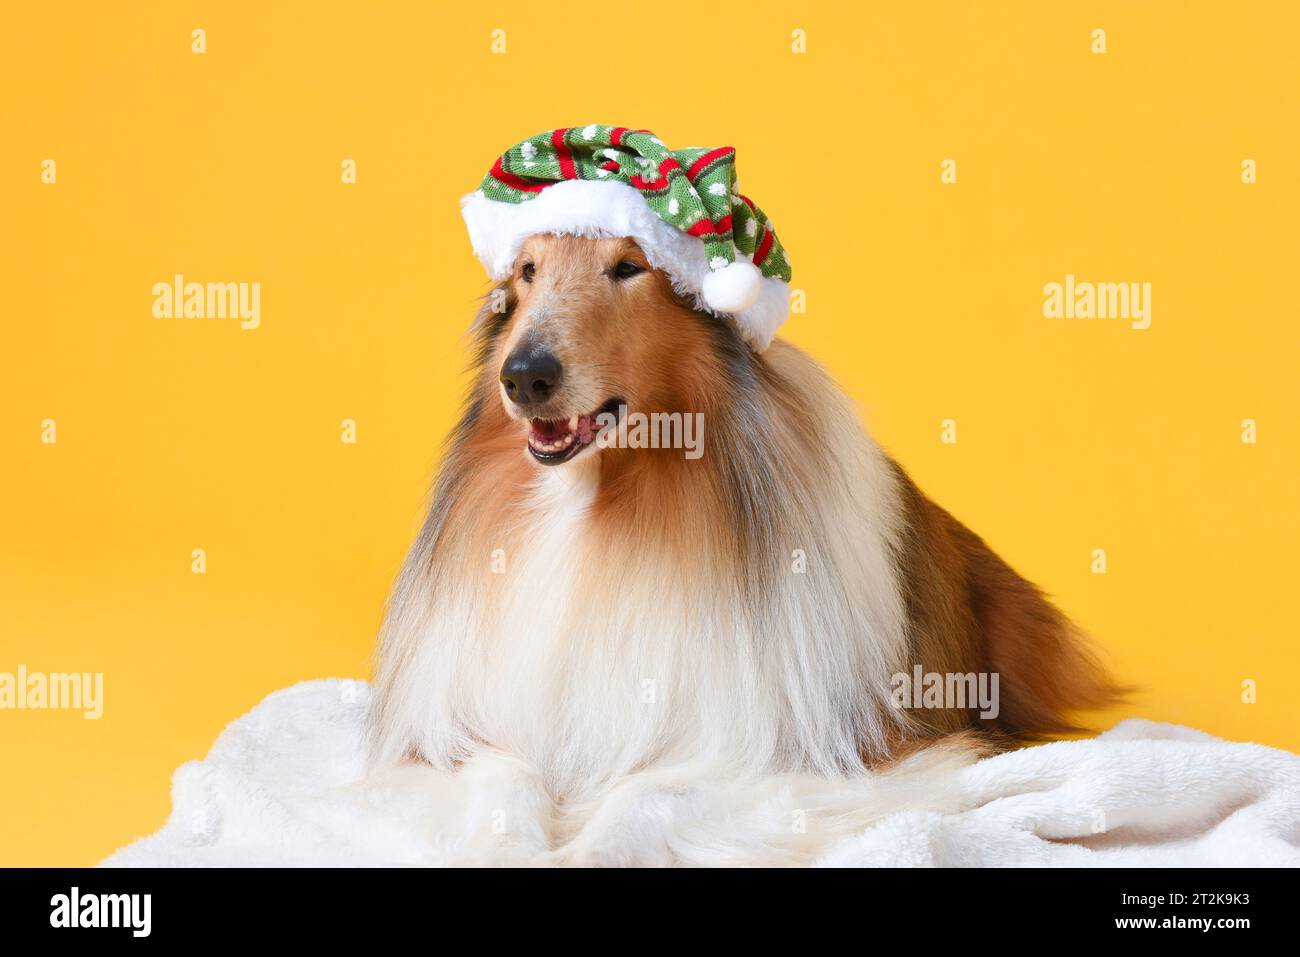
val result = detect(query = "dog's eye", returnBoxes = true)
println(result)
[612,260,643,281]
[521,262,535,283]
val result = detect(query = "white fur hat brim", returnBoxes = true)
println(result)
[461,179,790,352]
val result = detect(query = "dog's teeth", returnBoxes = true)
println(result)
[569,415,579,432]
[528,422,582,457]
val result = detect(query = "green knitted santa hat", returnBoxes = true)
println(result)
[461,125,792,351]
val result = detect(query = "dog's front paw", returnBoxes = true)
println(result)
[551,783,703,867]
[437,751,556,865]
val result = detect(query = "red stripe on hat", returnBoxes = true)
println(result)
[490,156,547,193]
[684,216,734,239]
[658,157,682,176]
[686,147,735,181]
[600,160,619,172]
[552,128,576,179]
[753,228,774,266]
[629,174,668,190]
[609,127,628,146]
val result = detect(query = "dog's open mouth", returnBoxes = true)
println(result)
[526,399,622,465]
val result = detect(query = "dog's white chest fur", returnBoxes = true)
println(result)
[439,445,908,798]
[468,467,602,762]
[462,462,688,792]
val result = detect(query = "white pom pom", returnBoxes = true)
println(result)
[701,260,762,314]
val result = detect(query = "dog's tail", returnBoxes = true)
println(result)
[954,521,1129,738]
[890,463,1128,743]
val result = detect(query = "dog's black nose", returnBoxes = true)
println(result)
[500,349,562,406]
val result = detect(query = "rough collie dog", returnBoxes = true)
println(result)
[369,230,1119,788]
[367,129,1119,861]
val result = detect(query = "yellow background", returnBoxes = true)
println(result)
[2,2,1297,866]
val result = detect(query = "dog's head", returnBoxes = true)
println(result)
[485,233,727,466]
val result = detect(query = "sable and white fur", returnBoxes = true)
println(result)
[368,234,1119,840]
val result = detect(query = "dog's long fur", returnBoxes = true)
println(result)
[369,235,1120,807]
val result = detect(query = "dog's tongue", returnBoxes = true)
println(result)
[530,417,568,441]
[530,415,598,444]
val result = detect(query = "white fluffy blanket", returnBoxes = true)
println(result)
[102,680,1300,867]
